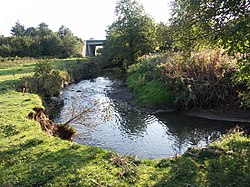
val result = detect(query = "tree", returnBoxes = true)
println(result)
[60,34,83,58]
[24,27,37,37]
[11,21,25,37]
[11,37,32,57]
[170,0,250,107]
[58,25,73,39]
[0,22,83,58]
[41,34,63,57]
[102,0,157,66]
[156,22,173,52]
[37,22,53,38]
[170,0,250,57]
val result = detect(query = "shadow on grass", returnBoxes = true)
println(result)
[0,65,34,77]
[1,138,104,186]
[206,140,250,187]
[153,156,200,187]
[153,138,250,187]
[0,79,20,91]
[0,138,44,157]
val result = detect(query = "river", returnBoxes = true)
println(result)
[53,74,246,159]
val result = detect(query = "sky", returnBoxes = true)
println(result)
[0,0,171,40]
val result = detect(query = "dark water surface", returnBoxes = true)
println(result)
[53,76,246,159]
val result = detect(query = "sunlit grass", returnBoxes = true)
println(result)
[0,58,249,186]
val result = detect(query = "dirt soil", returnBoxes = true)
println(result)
[185,107,250,123]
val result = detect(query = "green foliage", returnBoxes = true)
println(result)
[127,60,174,108]
[160,49,238,109]
[34,61,52,77]
[102,0,157,66]
[156,22,173,52]
[11,21,26,37]
[169,0,250,57]
[234,58,250,108]
[0,22,83,58]
[60,58,101,82]
[18,61,70,98]
[0,52,250,187]
[18,69,69,98]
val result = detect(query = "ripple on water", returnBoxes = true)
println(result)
[53,76,245,159]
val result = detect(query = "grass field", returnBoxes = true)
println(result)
[0,58,249,186]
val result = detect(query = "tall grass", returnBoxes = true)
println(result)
[160,49,239,109]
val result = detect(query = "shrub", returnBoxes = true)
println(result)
[65,59,101,82]
[34,61,52,77]
[234,58,250,108]
[18,61,70,98]
[160,49,239,109]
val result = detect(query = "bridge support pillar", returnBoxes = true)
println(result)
[84,40,105,57]
[86,45,96,56]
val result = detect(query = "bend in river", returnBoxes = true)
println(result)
[53,75,248,159]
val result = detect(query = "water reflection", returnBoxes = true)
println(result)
[157,112,238,153]
[53,76,247,159]
[113,103,148,137]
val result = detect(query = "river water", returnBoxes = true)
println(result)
[53,75,244,159]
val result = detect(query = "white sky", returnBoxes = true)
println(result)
[0,0,171,40]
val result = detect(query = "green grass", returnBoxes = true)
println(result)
[0,58,87,91]
[127,70,174,108]
[0,58,250,186]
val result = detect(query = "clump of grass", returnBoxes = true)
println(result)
[155,129,250,187]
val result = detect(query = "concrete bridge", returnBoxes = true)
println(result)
[83,39,105,57]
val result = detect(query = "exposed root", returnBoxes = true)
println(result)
[28,107,75,140]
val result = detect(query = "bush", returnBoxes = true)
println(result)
[34,61,52,77]
[18,61,70,98]
[234,57,250,108]
[160,49,239,109]
[63,58,101,82]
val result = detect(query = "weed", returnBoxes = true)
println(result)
[109,152,138,181]
[159,49,239,109]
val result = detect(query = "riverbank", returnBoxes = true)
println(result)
[108,74,250,124]
[1,59,250,186]
[126,51,250,124]
[185,107,250,123]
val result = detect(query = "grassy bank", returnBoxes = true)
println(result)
[127,49,248,110]
[1,58,250,186]
[127,57,174,108]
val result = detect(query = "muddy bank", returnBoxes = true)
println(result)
[28,107,75,140]
[185,107,250,123]
[108,80,250,123]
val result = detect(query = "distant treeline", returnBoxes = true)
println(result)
[0,22,83,58]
